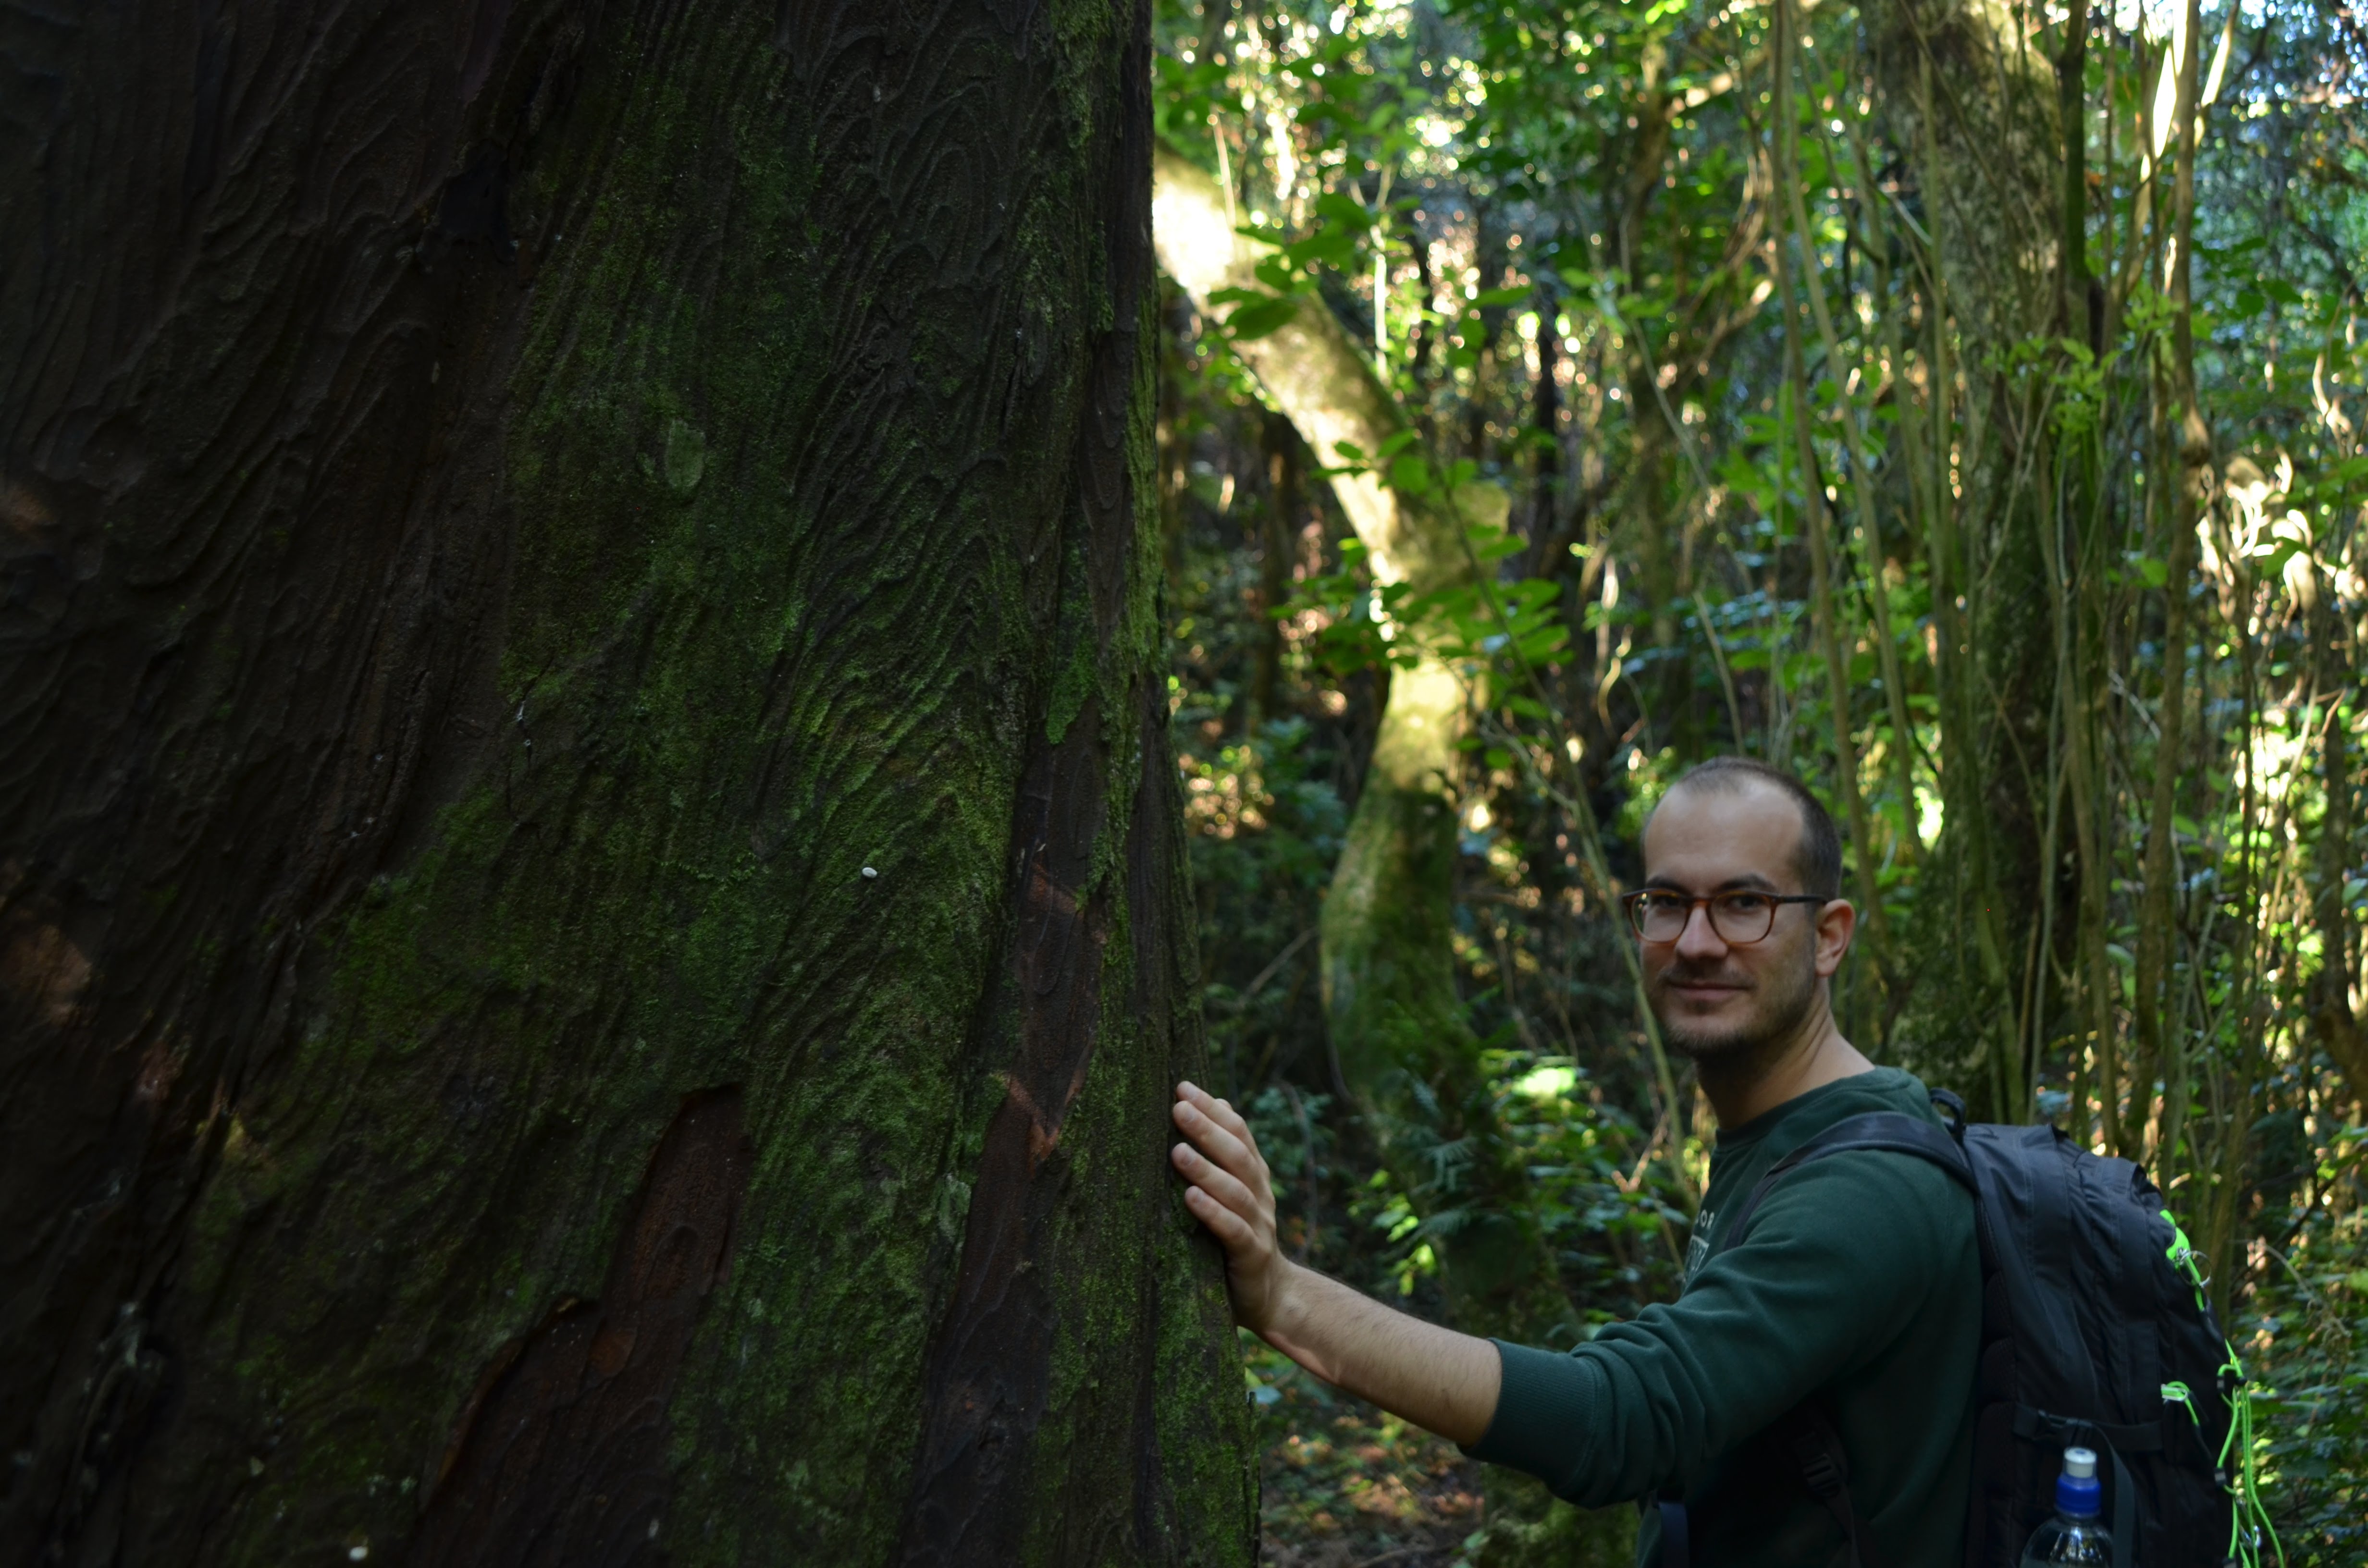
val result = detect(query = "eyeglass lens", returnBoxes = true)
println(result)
[1629,892,1777,943]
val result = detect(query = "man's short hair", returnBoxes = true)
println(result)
[1662,756,1844,900]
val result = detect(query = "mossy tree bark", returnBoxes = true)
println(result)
[1150,147,1555,1327]
[1862,0,2068,1116]
[0,2,1254,1564]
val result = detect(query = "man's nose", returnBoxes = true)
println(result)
[1673,902,1729,960]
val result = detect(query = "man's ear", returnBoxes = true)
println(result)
[1812,898,1856,978]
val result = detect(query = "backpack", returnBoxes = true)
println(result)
[1655,1089,2277,1568]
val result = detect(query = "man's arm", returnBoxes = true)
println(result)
[1169,1080,1501,1446]
[1469,1152,1976,1507]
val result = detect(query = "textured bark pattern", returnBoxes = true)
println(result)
[1864,0,2061,357]
[407,1089,751,1567]
[0,0,1253,1562]
[1862,0,2065,1105]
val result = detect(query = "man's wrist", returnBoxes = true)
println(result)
[1255,1260,1334,1380]
[1258,1258,1307,1340]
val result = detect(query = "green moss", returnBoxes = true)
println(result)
[159,1,1252,1563]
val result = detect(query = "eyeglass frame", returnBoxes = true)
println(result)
[1620,887,1831,945]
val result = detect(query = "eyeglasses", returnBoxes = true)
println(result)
[1621,888,1827,944]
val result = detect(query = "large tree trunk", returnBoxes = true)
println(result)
[1863,0,2066,1117]
[1149,145,1555,1326]
[0,2,1254,1564]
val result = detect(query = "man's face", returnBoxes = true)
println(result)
[1638,782,1849,1063]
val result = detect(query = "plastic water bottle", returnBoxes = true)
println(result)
[2019,1446,2114,1566]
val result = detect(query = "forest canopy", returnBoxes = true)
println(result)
[1145,0,2366,1558]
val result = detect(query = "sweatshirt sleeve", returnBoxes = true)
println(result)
[1464,1150,1966,1507]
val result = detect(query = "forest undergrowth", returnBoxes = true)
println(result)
[1155,0,2368,1560]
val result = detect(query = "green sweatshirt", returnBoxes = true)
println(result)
[1468,1068,1979,1567]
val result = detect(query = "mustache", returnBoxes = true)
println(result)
[1655,961,1753,987]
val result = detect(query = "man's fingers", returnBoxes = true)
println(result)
[1182,1183,1254,1247]
[1170,1094,1287,1334]
[1174,1090,1269,1175]
[1170,1139,1261,1223]
[1178,1081,1253,1142]
[1171,1093,1261,1184]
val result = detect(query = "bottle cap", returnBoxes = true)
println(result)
[2056,1446,2102,1518]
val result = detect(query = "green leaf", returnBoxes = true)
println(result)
[1283,231,1358,271]
[1516,627,1571,662]
[1472,283,1532,308]
[1484,747,1514,769]
[1227,296,1300,341]
[1314,191,1376,232]
[1387,454,1432,495]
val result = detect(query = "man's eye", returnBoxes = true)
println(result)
[1720,893,1772,914]
[1644,893,1688,912]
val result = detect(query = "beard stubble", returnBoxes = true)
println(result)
[1653,942,1822,1070]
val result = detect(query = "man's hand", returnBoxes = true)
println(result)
[1169,1080,1291,1333]
[1169,1079,1504,1447]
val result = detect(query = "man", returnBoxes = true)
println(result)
[1171,757,1978,1565]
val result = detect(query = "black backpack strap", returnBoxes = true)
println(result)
[1675,1110,1972,1566]
[1778,1401,1884,1568]
[1656,1495,1690,1568]
[1709,1111,1975,1263]
[2106,1443,2134,1568]
[1653,1406,1882,1568]
[2009,1405,2164,1455]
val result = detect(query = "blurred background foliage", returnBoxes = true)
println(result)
[1147,0,2368,1560]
